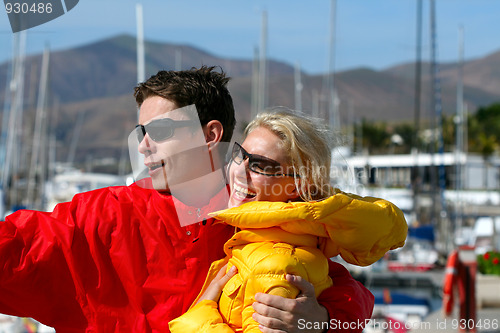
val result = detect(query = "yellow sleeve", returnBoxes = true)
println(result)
[213,189,408,267]
[238,244,326,333]
[169,258,234,333]
[168,300,235,333]
[318,188,408,266]
[241,275,300,333]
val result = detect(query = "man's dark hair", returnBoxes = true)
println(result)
[134,66,236,144]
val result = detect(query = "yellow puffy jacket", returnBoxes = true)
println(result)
[169,189,407,332]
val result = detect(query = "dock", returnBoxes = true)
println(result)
[353,269,500,332]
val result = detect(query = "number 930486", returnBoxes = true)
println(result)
[5,2,53,14]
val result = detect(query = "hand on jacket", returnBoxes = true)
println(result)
[251,274,329,333]
[196,263,238,304]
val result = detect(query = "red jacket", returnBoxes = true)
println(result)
[0,184,373,332]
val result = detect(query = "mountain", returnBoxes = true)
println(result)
[386,48,500,97]
[1,34,499,166]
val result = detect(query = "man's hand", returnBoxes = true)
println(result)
[196,264,237,304]
[252,274,329,333]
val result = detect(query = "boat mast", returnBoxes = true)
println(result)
[454,25,465,245]
[258,10,268,114]
[328,0,339,131]
[2,31,27,209]
[136,3,145,88]
[412,0,423,224]
[27,46,50,209]
[322,0,339,130]
[251,46,259,118]
[430,0,449,250]
[135,3,146,172]
[294,62,302,111]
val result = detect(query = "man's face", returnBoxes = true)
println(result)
[137,96,209,192]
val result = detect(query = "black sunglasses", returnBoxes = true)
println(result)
[230,142,296,177]
[135,118,194,143]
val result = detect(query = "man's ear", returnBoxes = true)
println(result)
[203,120,223,151]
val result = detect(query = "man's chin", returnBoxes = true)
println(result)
[155,188,171,194]
[151,177,170,193]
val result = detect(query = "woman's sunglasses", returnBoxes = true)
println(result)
[230,142,296,177]
[135,118,194,143]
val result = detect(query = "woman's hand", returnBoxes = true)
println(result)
[196,264,238,304]
[251,274,329,333]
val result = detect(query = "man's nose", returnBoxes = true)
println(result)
[138,133,154,155]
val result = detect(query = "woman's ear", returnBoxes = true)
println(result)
[286,181,301,202]
[203,120,224,151]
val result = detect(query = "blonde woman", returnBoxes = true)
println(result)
[170,109,407,332]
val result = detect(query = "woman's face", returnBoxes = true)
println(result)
[228,126,299,208]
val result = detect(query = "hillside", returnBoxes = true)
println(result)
[1,34,499,165]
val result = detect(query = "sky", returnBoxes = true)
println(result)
[1,0,500,74]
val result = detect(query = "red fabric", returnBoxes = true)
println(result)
[0,184,373,333]
[0,184,234,333]
[318,260,374,333]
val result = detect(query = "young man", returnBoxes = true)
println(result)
[0,66,373,332]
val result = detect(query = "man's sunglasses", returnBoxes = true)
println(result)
[230,142,296,177]
[135,118,195,143]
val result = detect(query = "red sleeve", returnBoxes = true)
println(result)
[317,260,374,333]
[0,202,89,328]
[0,187,129,330]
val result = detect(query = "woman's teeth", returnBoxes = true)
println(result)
[233,184,256,198]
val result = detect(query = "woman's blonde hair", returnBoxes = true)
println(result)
[244,107,334,201]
